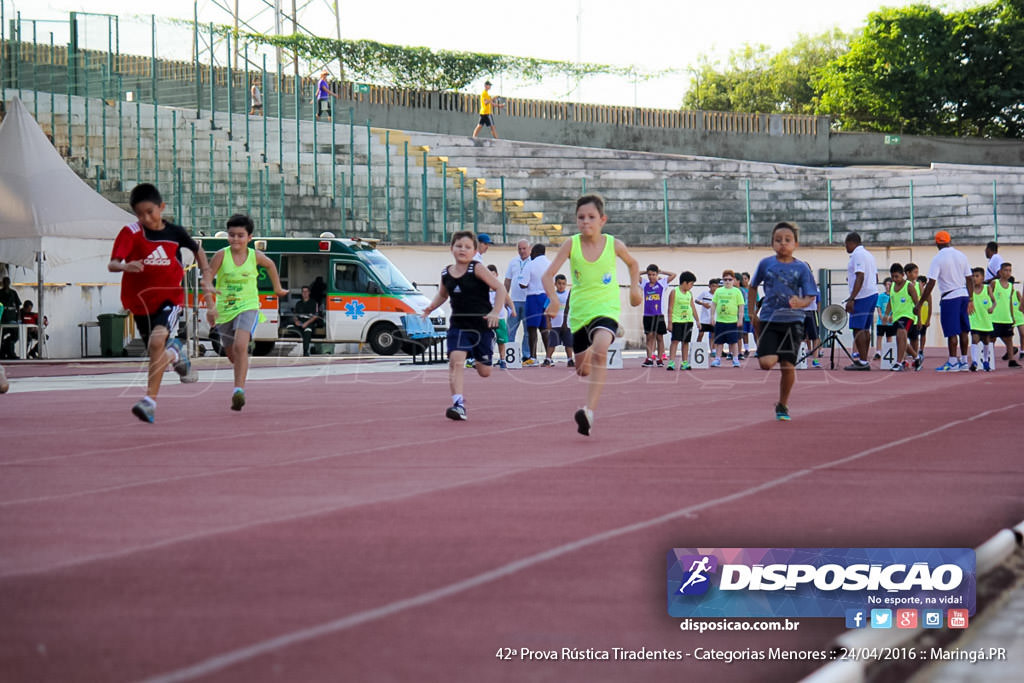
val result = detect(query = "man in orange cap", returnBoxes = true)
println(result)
[914,230,973,372]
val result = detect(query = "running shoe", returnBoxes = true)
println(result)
[445,402,467,421]
[641,357,655,367]
[522,358,536,366]
[567,359,575,368]
[913,355,923,371]
[661,353,669,362]
[843,361,870,371]
[811,359,822,368]
[666,362,675,371]
[465,359,475,369]
[775,403,790,421]
[873,352,882,360]
[710,358,721,367]
[934,361,960,372]
[891,363,906,372]
[166,338,198,383]
[681,361,691,370]
[131,400,155,423]
[969,362,978,372]
[574,407,594,436]
[541,359,553,367]
[1009,360,1022,369]
[983,361,992,372]
[656,359,664,367]
[732,359,741,368]
[231,389,246,411]
[498,360,507,369]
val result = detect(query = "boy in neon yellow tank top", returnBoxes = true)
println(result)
[666,271,699,370]
[543,194,641,435]
[987,262,1022,369]
[883,263,919,371]
[206,214,287,410]
[967,267,995,371]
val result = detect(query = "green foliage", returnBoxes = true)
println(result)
[817,0,1024,137]
[185,21,641,91]
[683,30,848,114]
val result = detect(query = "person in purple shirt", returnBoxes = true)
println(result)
[640,264,676,366]
[312,69,337,119]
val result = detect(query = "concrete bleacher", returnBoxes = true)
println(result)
[12,89,1024,247]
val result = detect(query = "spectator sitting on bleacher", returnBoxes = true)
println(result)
[288,286,321,356]
[20,300,48,359]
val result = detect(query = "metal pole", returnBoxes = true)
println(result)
[208,23,215,128]
[341,171,347,233]
[172,110,178,215]
[176,167,183,225]
[404,140,410,241]
[244,41,249,150]
[421,150,428,241]
[473,176,478,232]
[209,133,215,233]
[101,66,108,184]
[827,179,833,244]
[136,100,142,184]
[190,123,196,228]
[993,180,998,240]
[194,2,200,118]
[385,130,392,240]
[294,70,300,183]
[501,176,507,243]
[909,180,915,243]
[262,54,268,162]
[581,177,586,195]
[366,119,373,233]
[280,177,286,236]
[259,165,265,230]
[744,179,751,246]
[228,152,234,214]
[66,33,72,157]
[84,49,90,175]
[32,21,37,120]
[226,30,232,138]
[313,87,319,193]
[276,63,282,166]
[348,107,355,213]
[663,178,670,244]
[151,14,158,186]
[330,87,336,205]
[246,156,252,214]
[459,170,465,232]
[441,160,447,243]
[50,33,55,134]
[0,0,5,102]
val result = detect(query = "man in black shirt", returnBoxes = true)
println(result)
[289,286,321,356]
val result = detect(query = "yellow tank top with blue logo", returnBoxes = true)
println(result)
[991,281,1015,325]
[969,289,993,332]
[215,247,261,324]
[568,233,619,331]
[889,281,915,322]
[671,288,694,324]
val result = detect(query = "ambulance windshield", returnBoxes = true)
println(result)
[355,251,418,293]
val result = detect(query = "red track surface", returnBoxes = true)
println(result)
[1,359,1022,682]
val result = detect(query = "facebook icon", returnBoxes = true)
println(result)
[845,609,867,629]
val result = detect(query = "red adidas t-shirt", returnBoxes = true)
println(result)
[110,221,201,315]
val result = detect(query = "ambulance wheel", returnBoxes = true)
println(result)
[252,341,276,356]
[368,323,401,355]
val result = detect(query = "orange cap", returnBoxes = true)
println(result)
[934,230,951,244]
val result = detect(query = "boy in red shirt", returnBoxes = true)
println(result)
[108,184,214,423]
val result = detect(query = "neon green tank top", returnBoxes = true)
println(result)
[215,247,261,324]
[568,233,619,331]
[991,281,1015,324]
[671,288,694,323]
[889,281,915,322]
[969,289,993,332]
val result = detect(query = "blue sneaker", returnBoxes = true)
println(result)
[983,361,992,372]
[166,338,197,383]
[935,361,959,372]
[131,400,155,423]
[710,358,721,367]
[775,403,791,421]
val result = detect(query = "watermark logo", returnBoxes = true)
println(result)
[667,548,975,619]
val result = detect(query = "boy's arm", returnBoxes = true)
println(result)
[421,283,449,319]
[914,279,936,315]
[667,289,676,317]
[562,291,571,330]
[255,251,289,296]
[736,290,745,328]
[690,296,700,325]
[543,241,572,317]
[191,246,215,296]
[614,239,642,307]
[475,266,507,328]
[660,271,676,284]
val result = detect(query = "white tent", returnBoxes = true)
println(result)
[0,97,134,357]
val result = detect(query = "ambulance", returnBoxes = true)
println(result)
[193,235,445,356]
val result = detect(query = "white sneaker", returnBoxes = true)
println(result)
[445,403,467,421]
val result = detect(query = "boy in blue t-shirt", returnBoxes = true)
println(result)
[749,222,818,421]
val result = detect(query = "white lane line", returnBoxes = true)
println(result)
[139,403,1021,683]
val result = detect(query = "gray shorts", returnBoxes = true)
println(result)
[215,309,259,348]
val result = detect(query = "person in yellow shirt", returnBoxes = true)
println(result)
[472,81,505,139]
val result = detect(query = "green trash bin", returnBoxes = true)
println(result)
[97,313,128,357]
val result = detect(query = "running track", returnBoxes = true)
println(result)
[1,358,1021,682]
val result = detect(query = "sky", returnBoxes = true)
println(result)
[19,0,981,109]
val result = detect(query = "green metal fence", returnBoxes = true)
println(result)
[0,8,1016,247]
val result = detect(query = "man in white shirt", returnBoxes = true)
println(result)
[473,233,492,263]
[916,230,973,372]
[519,244,551,366]
[503,240,531,362]
[843,232,878,370]
[984,241,1003,283]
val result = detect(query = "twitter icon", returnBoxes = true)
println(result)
[871,609,892,629]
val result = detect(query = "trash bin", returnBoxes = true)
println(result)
[97,313,128,357]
